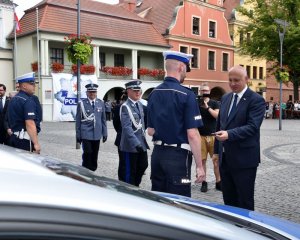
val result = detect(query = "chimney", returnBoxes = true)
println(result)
[120,0,136,12]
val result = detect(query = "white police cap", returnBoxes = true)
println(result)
[16,72,36,83]
[163,50,193,64]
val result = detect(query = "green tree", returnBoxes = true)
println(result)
[237,0,300,100]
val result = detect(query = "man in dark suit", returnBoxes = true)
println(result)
[0,84,10,145]
[214,65,265,210]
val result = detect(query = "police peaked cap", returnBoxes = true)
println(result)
[163,50,193,72]
[125,80,142,90]
[85,83,98,92]
[16,72,36,83]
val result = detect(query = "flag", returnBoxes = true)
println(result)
[14,12,21,33]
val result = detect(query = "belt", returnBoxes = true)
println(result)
[13,131,30,140]
[154,140,191,151]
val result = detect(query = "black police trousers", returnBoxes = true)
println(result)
[81,139,100,171]
[151,145,192,197]
[10,134,33,152]
[118,150,148,187]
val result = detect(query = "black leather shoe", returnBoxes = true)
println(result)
[200,181,208,192]
[215,181,222,191]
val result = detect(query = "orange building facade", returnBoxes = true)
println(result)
[137,0,234,98]
[167,0,234,95]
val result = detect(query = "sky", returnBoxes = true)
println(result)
[13,0,119,18]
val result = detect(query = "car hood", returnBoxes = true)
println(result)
[157,192,300,239]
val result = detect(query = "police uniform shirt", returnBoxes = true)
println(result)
[8,91,39,132]
[148,77,203,144]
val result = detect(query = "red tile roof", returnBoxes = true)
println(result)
[135,0,182,34]
[13,0,168,47]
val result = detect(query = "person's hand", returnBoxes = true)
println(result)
[135,145,144,153]
[33,143,41,154]
[195,166,205,183]
[103,136,107,143]
[215,131,228,142]
[212,154,219,162]
[76,138,82,144]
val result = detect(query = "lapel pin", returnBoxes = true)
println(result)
[243,98,246,100]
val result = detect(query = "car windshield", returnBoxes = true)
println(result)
[42,158,287,240]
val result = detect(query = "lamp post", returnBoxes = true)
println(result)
[274,19,289,131]
[76,0,81,149]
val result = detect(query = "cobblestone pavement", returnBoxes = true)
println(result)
[39,119,300,224]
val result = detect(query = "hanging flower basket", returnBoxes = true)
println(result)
[64,34,93,64]
[100,66,132,76]
[275,69,289,83]
[51,62,64,73]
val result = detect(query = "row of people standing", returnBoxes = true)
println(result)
[70,50,266,211]
[3,50,266,212]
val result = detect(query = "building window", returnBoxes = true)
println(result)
[180,46,188,53]
[209,21,216,38]
[246,65,251,78]
[253,66,257,79]
[239,31,244,45]
[50,48,64,64]
[191,48,199,68]
[259,67,263,79]
[100,52,106,69]
[192,17,200,35]
[247,32,251,43]
[222,53,229,71]
[114,54,124,67]
[208,51,215,70]
[240,64,244,67]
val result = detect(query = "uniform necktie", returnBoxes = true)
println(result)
[0,97,3,112]
[135,102,141,117]
[92,101,95,110]
[228,94,238,118]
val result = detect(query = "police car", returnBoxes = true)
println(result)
[0,144,299,240]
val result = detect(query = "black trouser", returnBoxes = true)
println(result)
[118,150,148,187]
[220,153,257,211]
[151,145,192,197]
[10,134,33,152]
[106,112,111,121]
[82,139,100,171]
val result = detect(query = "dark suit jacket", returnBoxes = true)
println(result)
[214,88,265,169]
[0,97,10,143]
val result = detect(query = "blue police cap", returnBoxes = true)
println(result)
[16,72,36,83]
[125,80,142,90]
[85,83,98,92]
[163,50,193,72]
[163,51,193,64]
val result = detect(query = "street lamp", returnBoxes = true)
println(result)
[274,18,289,131]
[76,0,81,149]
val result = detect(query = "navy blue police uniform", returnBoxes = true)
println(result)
[7,73,42,152]
[147,51,203,197]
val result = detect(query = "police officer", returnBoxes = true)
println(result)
[147,51,205,197]
[76,83,107,171]
[7,72,42,153]
[119,80,149,186]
